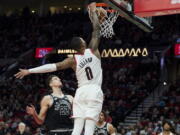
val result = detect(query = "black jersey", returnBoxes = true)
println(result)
[45,95,73,131]
[94,122,110,135]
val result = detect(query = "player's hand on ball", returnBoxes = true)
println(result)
[88,2,96,12]
[88,3,101,29]
[26,105,36,115]
[14,69,30,79]
[96,7,107,23]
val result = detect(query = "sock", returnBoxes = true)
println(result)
[71,118,85,135]
[84,119,96,135]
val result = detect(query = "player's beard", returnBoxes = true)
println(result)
[98,119,104,124]
[164,129,171,132]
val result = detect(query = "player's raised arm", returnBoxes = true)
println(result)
[14,57,75,79]
[88,2,101,52]
[26,96,50,125]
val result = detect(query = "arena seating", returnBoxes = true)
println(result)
[0,8,179,135]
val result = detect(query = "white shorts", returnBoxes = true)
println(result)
[73,84,103,122]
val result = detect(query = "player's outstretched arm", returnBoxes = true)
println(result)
[26,105,44,125]
[26,96,50,125]
[88,2,101,52]
[14,57,75,79]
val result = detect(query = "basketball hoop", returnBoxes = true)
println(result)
[102,0,154,32]
[96,3,119,38]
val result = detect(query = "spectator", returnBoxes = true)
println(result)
[158,121,176,135]
[16,122,31,135]
[0,122,5,135]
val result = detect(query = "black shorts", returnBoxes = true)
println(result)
[49,130,72,135]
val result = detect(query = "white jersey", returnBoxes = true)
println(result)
[74,49,102,88]
[159,132,174,135]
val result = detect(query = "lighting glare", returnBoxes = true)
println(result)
[163,82,167,85]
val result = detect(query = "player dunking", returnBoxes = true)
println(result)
[15,2,103,135]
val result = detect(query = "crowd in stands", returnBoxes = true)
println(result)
[0,6,179,135]
[102,58,159,126]
[1,58,180,135]
[0,8,90,59]
[0,71,76,135]
[116,82,180,135]
[0,7,179,59]
[0,57,159,134]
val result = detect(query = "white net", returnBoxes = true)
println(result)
[99,11,119,38]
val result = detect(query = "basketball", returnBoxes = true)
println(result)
[96,7,107,23]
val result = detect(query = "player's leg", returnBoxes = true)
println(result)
[84,100,103,135]
[84,118,96,135]
[72,88,86,135]
[83,85,103,135]
[71,118,85,135]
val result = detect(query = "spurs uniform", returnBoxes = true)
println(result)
[73,49,103,121]
[94,122,110,135]
[45,95,73,135]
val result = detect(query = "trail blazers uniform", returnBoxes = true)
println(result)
[73,49,103,121]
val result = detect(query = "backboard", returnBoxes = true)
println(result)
[134,0,180,17]
[101,0,153,32]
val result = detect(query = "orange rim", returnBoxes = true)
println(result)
[96,3,108,7]
[107,9,116,13]
[96,3,117,13]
